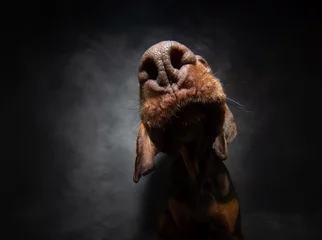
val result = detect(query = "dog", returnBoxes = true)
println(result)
[133,41,244,240]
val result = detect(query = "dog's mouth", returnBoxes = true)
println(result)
[149,101,223,156]
[167,102,208,127]
[160,101,222,142]
[163,101,222,129]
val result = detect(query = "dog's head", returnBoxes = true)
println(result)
[133,41,237,183]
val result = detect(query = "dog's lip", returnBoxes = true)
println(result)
[177,112,206,126]
[166,102,210,127]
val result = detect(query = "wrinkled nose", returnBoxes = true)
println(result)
[138,41,196,87]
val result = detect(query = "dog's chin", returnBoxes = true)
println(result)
[166,104,205,131]
[146,101,224,155]
[163,102,219,129]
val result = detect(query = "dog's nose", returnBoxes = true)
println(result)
[138,41,196,87]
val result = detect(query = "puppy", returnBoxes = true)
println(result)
[133,41,243,240]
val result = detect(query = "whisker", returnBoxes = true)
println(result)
[119,107,140,111]
[213,70,221,77]
[133,121,140,131]
[226,97,253,113]
[128,97,139,101]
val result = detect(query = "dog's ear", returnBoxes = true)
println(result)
[222,104,237,144]
[213,131,228,160]
[213,104,237,160]
[133,122,158,183]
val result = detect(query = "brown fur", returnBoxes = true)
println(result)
[139,60,226,129]
[133,41,243,239]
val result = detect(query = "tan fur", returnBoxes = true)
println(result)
[208,198,240,234]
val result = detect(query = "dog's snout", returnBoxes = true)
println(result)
[138,41,196,87]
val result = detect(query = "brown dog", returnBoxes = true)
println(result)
[133,41,243,240]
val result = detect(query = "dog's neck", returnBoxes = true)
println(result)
[168,138,235,218]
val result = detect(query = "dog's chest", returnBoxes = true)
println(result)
[168,152,235,213]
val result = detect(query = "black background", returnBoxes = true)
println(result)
[3,0,322,239]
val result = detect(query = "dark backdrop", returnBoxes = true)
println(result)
[3,1,322,239]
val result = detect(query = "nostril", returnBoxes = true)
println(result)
[170,48,185,70]
[170,47,196,70]
[138,57,158,84]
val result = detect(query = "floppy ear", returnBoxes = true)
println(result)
[222,104,237,144]
[213,104,237,160]
[213,131,228,160]
[133,122,158,183]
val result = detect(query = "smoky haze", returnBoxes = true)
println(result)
[4,2,322,240]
